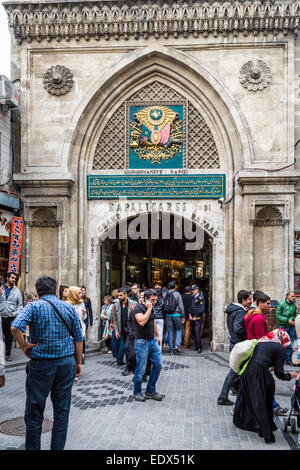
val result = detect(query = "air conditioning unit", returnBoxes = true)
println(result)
[0,76,19,109]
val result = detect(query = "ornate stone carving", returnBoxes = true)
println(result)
[239,60,272,91]
[253,206,285,226]
[43,65,74,96]
[30,207,60,227]
[4,1,300,43]
[93,81,219,170]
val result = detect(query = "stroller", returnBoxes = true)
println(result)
[283,378,300,446]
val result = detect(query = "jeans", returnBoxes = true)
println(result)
[165,316,182,351]
[116,332,128,365]
[25,355,76,450]
[219,368,239,400]
[111,330,119,358]
[133,338,163,396]
[278,325,295,362]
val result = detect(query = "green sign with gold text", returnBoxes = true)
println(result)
[87,175,225,200]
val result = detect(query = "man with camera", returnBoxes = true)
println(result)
[132,289,163,402]
[0,271,23,361]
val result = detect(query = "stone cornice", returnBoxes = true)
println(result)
[3,0,300,44]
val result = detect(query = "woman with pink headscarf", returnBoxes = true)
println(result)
[233,329,297,444]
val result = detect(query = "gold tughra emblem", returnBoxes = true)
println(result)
[130,105,183,165]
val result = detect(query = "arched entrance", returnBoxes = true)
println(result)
[87,200,225,350]
[101,212,214,342]
[65,48,253,351]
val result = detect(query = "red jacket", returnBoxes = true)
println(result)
[244,310,269,340]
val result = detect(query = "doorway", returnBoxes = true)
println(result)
[101,212,213,341]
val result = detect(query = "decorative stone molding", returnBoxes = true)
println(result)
[3,1,300,43]
[249,200,290,226]
[30,207,62,227]
[43,65,74,96]
[239,60,272,92]
[254,206,285,226]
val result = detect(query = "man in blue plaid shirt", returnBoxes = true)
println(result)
[11,276,83,451]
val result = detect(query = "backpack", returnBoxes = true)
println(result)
[229,339,258,375]
[163,291,178,314]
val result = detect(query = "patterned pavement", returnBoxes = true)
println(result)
[0,345,299,451]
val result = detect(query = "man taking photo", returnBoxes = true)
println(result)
[133,289,163,402]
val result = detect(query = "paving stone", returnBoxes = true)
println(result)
[0,350,297,450]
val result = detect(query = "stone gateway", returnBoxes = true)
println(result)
[3,0,300,351]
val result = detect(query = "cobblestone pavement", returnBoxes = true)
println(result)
[0,346,299,451]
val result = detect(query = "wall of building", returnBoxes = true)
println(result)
[4,0,300,348]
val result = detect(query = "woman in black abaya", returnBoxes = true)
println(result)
[233,329,297,443]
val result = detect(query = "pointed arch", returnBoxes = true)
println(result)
[63,47,252,176]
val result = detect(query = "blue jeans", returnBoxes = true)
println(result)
[116,332,128,365]
[278,325,295,362]
[133,338,163,396]
[25,355,76,450]
[165,315,182,351]
[111,330,119,358]
[219,368,239,400]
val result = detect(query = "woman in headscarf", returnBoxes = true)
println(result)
[233,329,298,443]
[67,286,87,368]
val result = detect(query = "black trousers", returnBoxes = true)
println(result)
[2,316,14,356]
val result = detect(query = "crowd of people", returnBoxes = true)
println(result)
[100,280,207,366]
[217,289,300,444]
[0,270,300,449]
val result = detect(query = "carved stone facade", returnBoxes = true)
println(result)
[43,65,74,96]
[4,0,300,350]
[4,1,300,43]
[239,60,272,91]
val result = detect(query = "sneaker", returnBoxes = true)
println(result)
[273,406,288,416]
[122,368,131,376]
[217,397,234,406]
[5,355,12,362]
[145,392,164,401]
[133,393,145,402]
[174,347,181,354]
[197,348,202,354]
[107,350,112,354]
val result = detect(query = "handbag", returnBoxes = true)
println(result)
[102,320,112,341]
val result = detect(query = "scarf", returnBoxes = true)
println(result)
[258,328,291,349]
[67,286,84,306]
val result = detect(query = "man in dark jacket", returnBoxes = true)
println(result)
[217,290,252,406]
[190,284,205,353]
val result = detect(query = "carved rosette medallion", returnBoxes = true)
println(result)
[239,60,272,92]
[43,65,73,96]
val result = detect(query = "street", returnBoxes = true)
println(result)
[0,345,298,451]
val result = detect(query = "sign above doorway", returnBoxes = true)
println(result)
[87,174,225,199]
